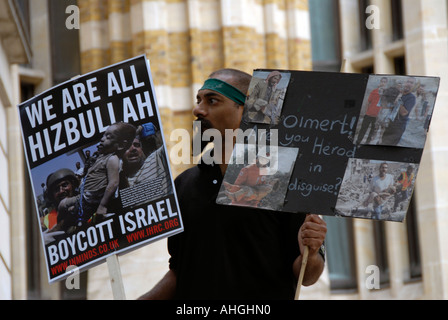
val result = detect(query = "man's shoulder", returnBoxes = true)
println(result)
[370,88,379,95]
[403,92,416,103]
[174,165,201,185]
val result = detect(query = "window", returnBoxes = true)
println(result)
[15,0,31,56]
[394,56,406,75]
[309,0,342,72]
[373,222,390,285]
[324,217,357,290]
[390,0,404,41]
[406,197,422,279]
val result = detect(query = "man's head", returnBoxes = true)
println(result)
[417,83,426,96]
[194,69,252,136]
[379,162,389,177]
[46,168,79,205]
[122,137,146,173]
[98,122,136,156]
[403,77,416,94]
[266,71,282,88]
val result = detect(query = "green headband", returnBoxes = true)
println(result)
[200,78,247,106]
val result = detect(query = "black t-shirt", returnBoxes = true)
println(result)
[168,161,307,299]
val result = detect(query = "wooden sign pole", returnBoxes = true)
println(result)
[294,245,309,300]
[107,254,126,300]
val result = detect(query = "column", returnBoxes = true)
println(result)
[220,0,265,72]
[107,0,132,64]
[79,0,110,73]
[264,0,288,68]
[403,0,448,300]
[286,0,312,70]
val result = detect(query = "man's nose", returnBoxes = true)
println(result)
[56,186,65,194]
[193,101,208,118]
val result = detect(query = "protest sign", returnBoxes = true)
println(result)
[217,69,439,222]
[18,55,183,283]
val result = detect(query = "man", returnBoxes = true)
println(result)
[223,150,278,208]
[138,69,327,300]
[75,161,84,180]
[83,149,96,175]
[361,162,396,220]
[41,168,79,242]
[381,77,417,145]
[120,125,172,206]
[246,70,284,124]
[393,165,414,211]
[356,77,388,144]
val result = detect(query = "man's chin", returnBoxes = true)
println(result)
[126,158,142,167]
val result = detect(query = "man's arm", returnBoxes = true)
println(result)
[293,214,326,286]
[137,270,177,300]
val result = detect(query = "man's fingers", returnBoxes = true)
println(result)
[300,214,327,253]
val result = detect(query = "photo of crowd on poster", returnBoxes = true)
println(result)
[354,75,439,149]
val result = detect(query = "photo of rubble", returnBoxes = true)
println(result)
[335,159,419,222]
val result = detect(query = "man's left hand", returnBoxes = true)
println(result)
[298,214,327,256]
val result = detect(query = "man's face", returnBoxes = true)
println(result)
[194,74,244,138]
[123,138,146,167]
[417,85,425,95]
[379,78,388,88]
[98,125,120,154]
[403,78,416,94]
[52,179,75,205]
[268,75,281,87]
[379,163,388,177]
